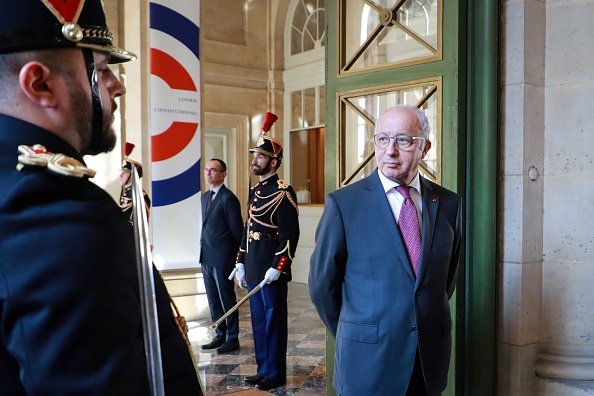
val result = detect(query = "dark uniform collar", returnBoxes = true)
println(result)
[258,173,278,185]
[0,113,85,165]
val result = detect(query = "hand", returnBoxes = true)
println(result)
[234,263,246,289]
[259,268,281,288]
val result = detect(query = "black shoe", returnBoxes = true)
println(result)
[216,340,240,354]
[201,337,225,350]
[244,374,265,385]
[256,378,286,391]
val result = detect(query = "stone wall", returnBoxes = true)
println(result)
[499,0,594,394]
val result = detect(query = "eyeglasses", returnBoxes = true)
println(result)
[203,168,223,174]
[373,133,427,150]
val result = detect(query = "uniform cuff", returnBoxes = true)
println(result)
[274,255,290,271]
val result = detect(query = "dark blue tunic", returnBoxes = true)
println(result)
[236,173,300,382]
[0,115,199,395]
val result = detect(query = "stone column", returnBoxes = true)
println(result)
[499,0,546,394]
[534,0,594,391]
[501,1,594,394]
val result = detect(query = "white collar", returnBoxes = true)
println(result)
[378,169,422,195]
[210,184,223,194]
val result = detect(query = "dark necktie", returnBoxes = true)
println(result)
[396,186,422,276]
[205,190,214,213]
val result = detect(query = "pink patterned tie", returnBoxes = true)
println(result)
[396,186,422,276]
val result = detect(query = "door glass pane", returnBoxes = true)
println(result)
[304,88,316,127]
[340,0,441,75]
[288,85,325,203]
[291,130,310,202]
[339,78,441,185]
[291,90,303,129]
[290,128,325,204]
[319,85,325,124]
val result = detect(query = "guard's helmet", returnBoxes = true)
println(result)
[249,112,283,163]
[122,159,143,178]
[122,142,142,177]
[0,0,136,63]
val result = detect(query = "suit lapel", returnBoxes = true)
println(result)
[366,170,416,280]
[210,186,222,214]
[201,192,209,223]
[416,177,438,283]
[202,185,224,223]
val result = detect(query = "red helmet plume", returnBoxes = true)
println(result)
[124,142,135,158]
[261,112,278,132]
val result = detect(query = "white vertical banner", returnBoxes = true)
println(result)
[149,0,201,270]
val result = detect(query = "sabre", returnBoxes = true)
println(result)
[132,167,165,396]
[210,282,262,330]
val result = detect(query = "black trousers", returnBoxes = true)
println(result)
[201,264,239,341]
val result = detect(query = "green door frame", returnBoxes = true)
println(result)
[323,0,499,394]
[461,0,499,394]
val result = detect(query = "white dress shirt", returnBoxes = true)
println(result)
[378,170,423,229]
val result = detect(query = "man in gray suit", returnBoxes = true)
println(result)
[309,105,462,396]
[200,158,244,353]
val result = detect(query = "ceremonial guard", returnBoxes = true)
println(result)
[119,142,151,223]
[118,142,196,384]
[233,112,300,391]
[0,1,200,394]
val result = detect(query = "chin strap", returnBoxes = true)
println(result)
[82,49,104,153]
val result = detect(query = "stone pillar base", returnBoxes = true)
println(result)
[535,345,594,381]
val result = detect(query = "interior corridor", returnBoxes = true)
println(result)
[188,282,327,395]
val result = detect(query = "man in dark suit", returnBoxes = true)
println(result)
[309,105,462,396]
[233,112,300,391]
[0,1,200,394]
[200,158,243,353]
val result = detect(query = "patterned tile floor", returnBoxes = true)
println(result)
[189,282,327,395]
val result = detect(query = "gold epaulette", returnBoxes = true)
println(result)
[16,144,96,178]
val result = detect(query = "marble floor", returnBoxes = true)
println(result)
[188,282,327,395]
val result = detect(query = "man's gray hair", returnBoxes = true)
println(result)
[375,104,431,139]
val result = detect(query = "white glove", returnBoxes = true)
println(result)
[259,268,281,288]
[234,263,246,289]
